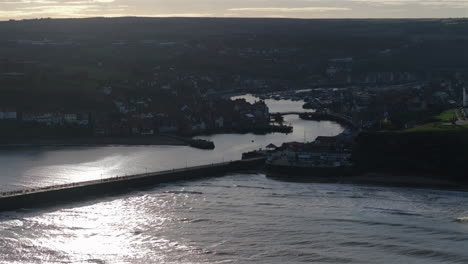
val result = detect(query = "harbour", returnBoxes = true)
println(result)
[0,95,467,264]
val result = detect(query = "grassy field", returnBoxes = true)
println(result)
[404,109,468,132]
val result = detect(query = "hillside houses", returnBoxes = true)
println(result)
[0,109,17,120]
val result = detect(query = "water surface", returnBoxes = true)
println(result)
[1,174,467,263]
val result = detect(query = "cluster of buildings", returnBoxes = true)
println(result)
[325,57,418,85]
[266,130,355,169]
[0,110,91,126]
[0,96,271,138]
[0,109,17,120]
[254,77,464,131]
[0,55,276,138]
[94,97,271,136]
[292,81,461,129]
[21,112,89,126]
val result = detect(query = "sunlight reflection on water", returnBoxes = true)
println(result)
[1,174,468,263]
[0,95,343,192]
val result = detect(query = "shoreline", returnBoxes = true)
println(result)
[1,137,466,193]
[181,124,294,138]
[0,135,187,148]
[266,171,468,192]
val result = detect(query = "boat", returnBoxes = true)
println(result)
[189,139,215,149]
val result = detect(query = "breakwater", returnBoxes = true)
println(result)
[0,157,265,212]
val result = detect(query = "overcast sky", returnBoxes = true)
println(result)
[0,0,467,20]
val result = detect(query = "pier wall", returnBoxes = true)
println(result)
[0,158,265,212]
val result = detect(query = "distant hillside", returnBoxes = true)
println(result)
[2,17,468,39]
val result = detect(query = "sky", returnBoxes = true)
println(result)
[0,0,468,20]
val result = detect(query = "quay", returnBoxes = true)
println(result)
[0,158,265,212]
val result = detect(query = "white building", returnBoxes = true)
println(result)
[0,111,17,120]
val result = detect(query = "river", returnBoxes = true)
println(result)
[0,95,467,263]
[0,94,341,192]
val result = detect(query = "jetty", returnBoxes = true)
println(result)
[0,158,265,212]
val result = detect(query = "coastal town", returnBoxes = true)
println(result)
[1,54,467,140]
[1,14,468,264]
[0,18,468,179]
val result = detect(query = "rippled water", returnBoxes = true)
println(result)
[1,174,468,263]
[1,95,467,263]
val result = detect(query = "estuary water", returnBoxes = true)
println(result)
[0,94,338,192]
[0,95,467,263]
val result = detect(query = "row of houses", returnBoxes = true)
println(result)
[93,97,270,136]
[0,97,270,137]
[0,110,90,125]
[0,110,17,120]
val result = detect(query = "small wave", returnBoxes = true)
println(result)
[455,217,468,223]
[86,258,106,264]
[339,241,468,262]
[190,218,211,223]
[255,202,283,208]
[349,195,366,199]
[364,207,422,216]
[390,211,422,216]
[234,185,272,190]
[164,191,203,195]
[270,192,287,197]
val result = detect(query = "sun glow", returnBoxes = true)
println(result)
[1,0,468,20]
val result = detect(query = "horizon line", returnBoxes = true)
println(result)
[1,16,467,22]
